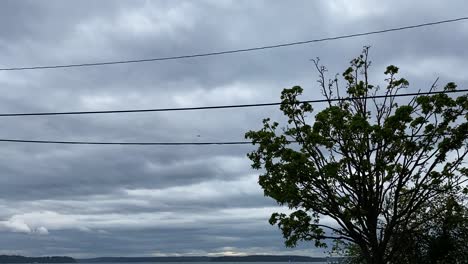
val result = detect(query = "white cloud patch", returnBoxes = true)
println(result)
[326,0,390,20]
[125,174,260,202]
[0,217,49,235]
[172,81,265,107]
[0,211,77,234]
[1,218,32,233]
[395,55,468,82]
[116,2,196,36]
[0,205,282,235]
[35,226,49,235]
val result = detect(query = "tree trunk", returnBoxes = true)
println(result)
[366,247,386,264]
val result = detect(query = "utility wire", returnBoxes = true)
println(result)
[0,133,452,146]
[0,139,252,145]
[1,17,467,71]
[0,90,462,145]
[0,89,467,117]
[0,89,463,146]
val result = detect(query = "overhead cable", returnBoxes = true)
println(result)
[0,132,452,146]
[1,17,467,71]
[0,89,466,117]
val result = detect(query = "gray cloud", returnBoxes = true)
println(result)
[0,0,467,257]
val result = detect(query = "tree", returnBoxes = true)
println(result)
[424,196,468,264]
[394,194,468,264]
[339,194,468,264]
[245,47,468,264]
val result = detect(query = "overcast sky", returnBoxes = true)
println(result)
[0,0,467,258]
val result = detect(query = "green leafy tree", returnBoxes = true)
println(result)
[425,196,468,263]
[340,194,468,264]
[394,195,468,264]
[245,47,468,264]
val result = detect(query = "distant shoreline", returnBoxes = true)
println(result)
[78,255,343,263]
[1,255,345,263]
[0,255,76,263]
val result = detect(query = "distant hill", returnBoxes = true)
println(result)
[0,254,343,263]
[213,255,327,262]
[79,255,341,262]
[79,257,211,263]
[0,255,76,263]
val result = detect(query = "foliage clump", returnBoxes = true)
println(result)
[246,47,468,264]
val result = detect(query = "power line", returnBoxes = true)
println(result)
[1,89,467,117]
[0,132,452,146]
[0,139,252,145]
[1,17,467,71]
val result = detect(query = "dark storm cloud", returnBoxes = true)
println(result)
[0,0,467,257]
[0,146,255,199]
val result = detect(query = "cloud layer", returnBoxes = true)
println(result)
[0,0,467,257]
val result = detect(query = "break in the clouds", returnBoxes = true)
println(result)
[0,0,467,258]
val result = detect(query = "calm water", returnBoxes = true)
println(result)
[76,262,329,264]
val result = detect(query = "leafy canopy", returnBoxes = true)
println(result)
[245,47,468,264]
